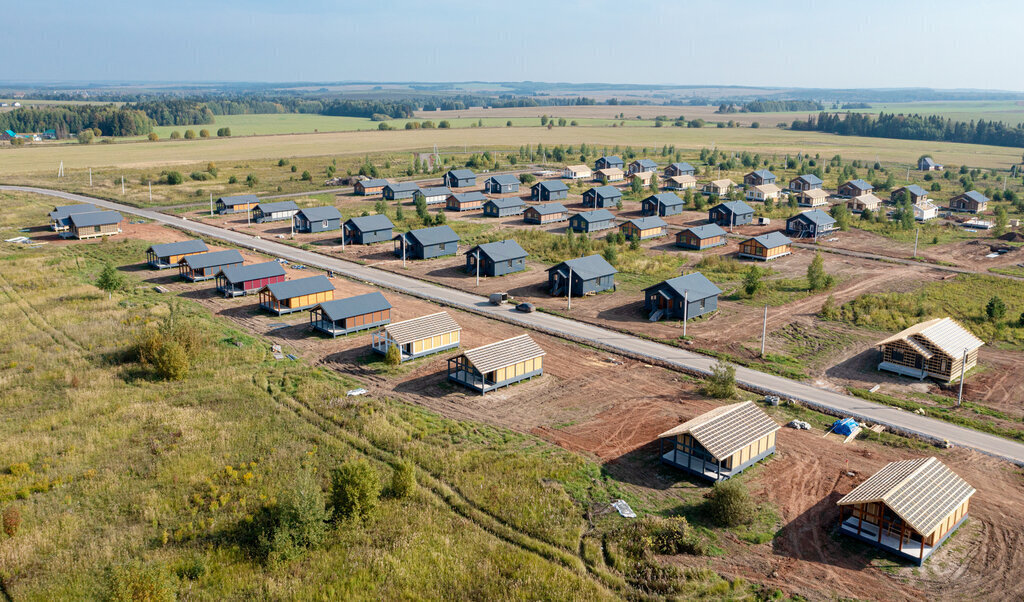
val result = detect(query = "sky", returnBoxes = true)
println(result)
[6,0,1023,91]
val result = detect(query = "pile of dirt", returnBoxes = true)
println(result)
[999,231,1024,242]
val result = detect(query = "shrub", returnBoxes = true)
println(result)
[8,462,31,477]
[330,459,381,520]
[986,296,1007,321]
[249,470,330,565]
[301,170,312,181]
[107,561,177,602]
[246,173,258,187]
[742,265,764,296]
[705,479,755,527]
[77,130,94,144]
[217,127,231,137]
[184,130,196,139]
[199,129,210,138]
[291,165,297,172]
[153,340,189,380]
[389,460,416,499]
[169,131,182,139]
[519,173,535,184]
[278,158,289,166]
[190,171,213,181]
[702,360,736,398]
[807,252,835,291]
[228,175,238,184]
[2,505,21,537]
[148,132,158,141]
[165,171,184,185]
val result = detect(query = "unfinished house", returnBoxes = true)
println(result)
[68,211,122,240]
[371,311,461,362]
[257,275,335,315]
[523,203,569,224]
[49,203,97,233]
[178,250,244,282]
[949,190,989,213]
[447,334,545,394]
[676,224,727,250]
[309,292,391,337]
[876,317,983,382]
[252,200,300,224]
[619,216,667,241]
[216,194,259,214]
[215,261,286,297]
[146,239,208,269]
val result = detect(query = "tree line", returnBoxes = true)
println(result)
[717,100,823,113]
[791,111,1024,148]
[0,104,153,137]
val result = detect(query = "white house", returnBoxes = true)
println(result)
[563,164,592,180]
[914,200,938,221]
[746,183,782,202]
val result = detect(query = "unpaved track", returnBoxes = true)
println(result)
[7,185,1024,465]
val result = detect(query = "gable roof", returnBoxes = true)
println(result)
[547,254,618,280]
[798,188,829,199]
[264,274,334,300]
[450,191,487,203]
[900,184,928,197]
[596,167,625,178]
[791,209,836,227]
[49,203,97,220]
[644,192,683,207]
[447,169,475,180]
[256,200,300,214]
[586,185,622,199]
[296,206,342,222]
[682,224,727,239]
[385,181,420,193]
[598,155,623,164]
[668,161,695,172]
[920,156,939,168]
[218,194,258,207]
[317,292,391,322]
[625,216,667,230]
[792,174,823,186]
[667,174,698,184]
[573,209,616,223]
[748,169,775,180]
[528,203,568,215]
[876,317,983,357]
[564,164,591,173]
[383,311,461,344]
[416,186,451,197]
[713,200,754,215]
[748,232,792,249]
[182,249,244,269]
[346,214,394,232]
[462,334,545,374]
[851,192,883,206]
[485,197,525,210]
[468,239,527,262]
[658,401,780,460]
[404,225,460,246]
[752,183,781,195]
[837,457,975,536]
[357,178,388,188]
[647,272,722,299]
[147,239,208,258]
[533,180,569,193]
[844,179,873,191]
[632,158,658,168]
[959,190,989,204]
[69,211,122,228]
[708,178,734,188]
[485,173,520,185]
[219,260,286,283]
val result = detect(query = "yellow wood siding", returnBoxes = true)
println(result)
[286,290,334,308]
[491,356,542,383]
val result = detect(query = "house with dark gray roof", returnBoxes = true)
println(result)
[393,225,460,259]
[68,211,123,240]
[582,185,621,209]
[627,158,658,175]
[568,209,616,233]
[343,214,394,244]
[743,169,776,187]
[216,194,259,214]
[595,155,625,170]
[676,224,727,250]
[413,186,451,205]
[919,156,943,171]
[49,203,97,232]
[309,292,391,337]
[215,261,286,297]
[531,180,569,202]
[178,249,244,282]
[465,240,528,277]
[446,191,487,212]
[258,275,335,315]
[788,174,823,192]
[641,192,685,217]
[146,239,208,269]
[383,181,419,200]
[738,232,792,261]
[293,206,342,233]
[547,255,617,297]
[786,209,837,239]
[620,216,667,241]
[644,272,722,321]
[483,197,525,217]
[839,179,874,198]
[445,169,476,188]
[708,200,754,227]
[523,203,569,224]
[354,178,388,195]
[483,173,520,194]
[949,190,989,213]
[664,162,696,177]
[891,185,929,204]
[253,200,300,223]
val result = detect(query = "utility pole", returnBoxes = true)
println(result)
[209,192,213,216]
[914,227,919,257]
[682,290,688,337]
[58,161,64,178]
[761,304,768,357]
[121,175,125,195]
[149,181,152,203]
[475,249,480,286]
[905,167,910,183]
[957,348,967,407]
[401,235,406,267]
[566,267,573,310]
[89,168,92,186]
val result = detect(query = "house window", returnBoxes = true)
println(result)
[439,243,446,251]
[892,349,905,363]
[322,220,328,228]
[700,298,706,310]
[94,226,101,233]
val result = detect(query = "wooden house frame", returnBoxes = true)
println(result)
[309,292,391,337]
[216,194,259,214]
[562,164,592,180]
[258,275,335,315]
[875,317,983,382]
[594,167,624,182]
[146,239,208,269]
[371,311,461,362]
[448,334,545,394]
[795,188,829,207]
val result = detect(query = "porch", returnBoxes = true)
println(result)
[839,516,936,565]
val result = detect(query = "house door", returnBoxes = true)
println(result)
[914,355,924,369]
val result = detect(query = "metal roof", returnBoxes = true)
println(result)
[749,232,792,249]
[462,334,545,374]
[598,155,623,163]
[405,225,460,246]
[752,183,781,194]
[876,317,984,357]
[901,184,928,197]
[646,272,722,299]
[798,188,829,199]
[256,200,300,214]
[69,211,122,228]
[792,174,823,186]
[450,191,487,203]
[669,162,695,172]
[183,249,244,269]
[749,169,775,179]
[709,178,734,188]
[633,158,658,168]
[49,203,96,220]
[486,173,519,185]
[682,224,727,239]
[534,180,569,193]
[447,169,476,179]
[263,274,334,300]
[218,194,258,206]
[586,185,622,199]
[658,401,780,460]
[346,214,394,232]
[528,203,568,215]
[790,209,836,227]
[625,216,667,230]
[713,200,754,215]
[845,179,873,191]
[960,190,988,203]
[573,209,615,223]
[218,261,286,283]
[644,192,683,207]
[416,186,451,197]
[296,206,342,222]
[358,178,388,188]
[467,239,527,262]
[920,157,939,167]
[147,239,208,258]
[837,457,975,536]
[383,311,461,344]
[385,181,420,193]
[547,254,618,280]
[485,197,525,209]
[317,292,391,321]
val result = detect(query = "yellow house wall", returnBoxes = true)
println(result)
[491,355,543,383]
[287,290,335,308]
[726,432,775,469]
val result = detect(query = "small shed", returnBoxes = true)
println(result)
[49,203,97,232]
[178,249,244,282]
[216,261,286,297]
[708,200,754,227]
[465,240,528,277]
[595,167,625,182]
[445,169,476,189]
[448,334,545,394]
[371,311,461,361]
[393,225,460,259]
[839,179,874,198]
[483,173,520,194]
[253,200,300,223]
[531,180,569,202]
[620,216,667,241]
[919,156,943,171]
[562,164,592,180]
[547,254,617,297]
[595,155,625,170]
[146,239,208,269]
[216,194,259,214]
[354,178,388,196]
[949,190,989,213]
[746,183,781,202]
[258,275,335,315]
[383,181,419,200]
[847,193,883,213]
[523,203,569,224]
[789,174,823,192]
[703,179,734,196]
[786,209,837,238]
[641,192,684,217]
[743,169,776,186]
[795,188,829,207]
[837,457,973,564]
[876,317,983,382]
[582,185,621,209]
[413,186,451,205]
[738,232,792,261]
[664,174,697,190]
[676,224,727,250]
[309,292,391,337]
[446,191,487,212]
[293,206,342,233]
[68,211,122,240]
[568,209,616,233]
[627,158,658,175]
[664,162,696,177]
[343,214,394,245]
[644,272,721,321]
[483,197,526,218]
[658,401,780,481]
[892,185,929,204]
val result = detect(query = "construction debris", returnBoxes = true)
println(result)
[764,395,781,406]
[788,420,811,430]
[346,388,368,397]
[611,499,636,518]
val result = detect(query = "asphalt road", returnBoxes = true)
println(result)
[7,184,1024,465]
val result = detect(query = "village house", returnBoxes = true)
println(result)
[568,209,616,233]
[447,334,545,394]
[743,169,776,187]
[738,232,792,261]
[745,183,781,203]
[309,292,392,338]
[178,249,244,282]
[446,191,487,212]
[293,206,342,233]
[353,178,388,196]
[383,181,419,201]
[393,225,460,259]
[664,174,697,191]
[562,164,592,180]
[703,178,734,196]
[594,167,625,182]
[252,200,300,224]
[641,192,685,217]
[482,197,526,217]
[146,239,208,269]
[523,203,569,224]
[371,311,461,362]
[676,224,727,250]
[630,171,656,187]
[343,214,394,244]
[49,203,97,233]
[68,211,122,240]
[789,174,823,192]
[847,193,883,213]
[795,188,829,208]
[839,179,874,199]
[482,173,520,194]
[464,240,528,277]
[547,254,617,296]
[595,155,625,170]
[582,185,621,209]
[531,180,569,202]
[664,162,696,177]
[949,190,989,213]
[643,272,721,321]
[620,216,667,241]
[919,156,943,171]
[786,209,837,239]
[216,194,259,214]
[891,184,929,205]
[215,261,286,297]
[914,200,939,221]
[444,169,476,188]
[413,186,451,205]
[627,158,658,175]
[258,275,335,315]
[708,200,754,227]
[875,317,983,382]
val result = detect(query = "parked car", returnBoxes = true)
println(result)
[515,302,535,313]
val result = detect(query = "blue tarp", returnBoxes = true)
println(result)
[831,418,858,436]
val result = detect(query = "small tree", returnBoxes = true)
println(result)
[147,132,158,141]
[742,265,764,296]
[630,176,643,195]
[395,203,404,221]
[986,296,1007,321]
[602,244,618,265]
[519,173,535,185]
[165,171,183,185]
[96,264,126,294]
[389,460,416,499]
[330,459,381,520]
[806,252,834,291]
[301,170,312,181]
[246,173,258,188]
[829,203,851,231]
[169,131,182,140]
[703,360,736,398]
[706,480,755,527]
[184,130,196,139]
[385,344,401,366]
[199,129,210,138]
[993,205,1008,236]
[77,130,94,144]
[153,341,189,380]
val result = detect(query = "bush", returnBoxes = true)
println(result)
[389,459,416,499]
[199,129,210,138]
[77,130,94,144]
[702,360,736,398]
[228,175,238,184]
[330,459,381,520]
[705,480,755,527]
[2,505,20,537]
[107,561,177,602]
[986,295,1007,321]
[742,265,764,296]
[246,173,258,188]
[301,170,312,181]
[385,344,401,366]
[249,469,330,565]
[148,132,158,141]
[153,340,189,380]
[165,171,184,185]
[291,165,297,173]
[169,131,182,139]
[519,173,535,184]
[184,129,196,139]
[217,127,231,137]
[190,171,213,181]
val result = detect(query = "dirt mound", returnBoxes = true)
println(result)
[999,231,1024,242]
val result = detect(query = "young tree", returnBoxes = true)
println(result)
[994,205,1009,236]
[96,263,126,294]
[630,176,643,196]
[986,296,1007,321]
[330,459,381,520]
[829,203,851,231]
[649,176,659,194]
[246,173,258,188]
[385,343,402,366]
[602,244,618,265]
[806,252,834,291]
[153,340,189,380]
[742,265,764,296]
[703,359,736,398]
[389,460,416,499]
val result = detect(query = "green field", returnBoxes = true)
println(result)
[849,101,1024,125]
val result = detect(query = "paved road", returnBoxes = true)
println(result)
[7,185,1024,465]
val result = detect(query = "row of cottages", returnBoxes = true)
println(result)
[178,249,244,282]
[919,156,943,171]
[582,185,621,209]
[372,311,461,362]
[448,334,545,394]
[65,210,123,240]
[562,164,592,180]
[446,191,487,212]
[343,214,394,245]
[676,224,727,250]
[738,232,792,261]
[253,200,300,224]
[483,197,525,217]
[444,169,476,189]
[394,225,460,259]
[664,174,698,191]
[216,261,286,297]
[293,206,342,233]
[568,208,616,233]
[49,203,96,233]
[146,239,208,269]
[642,192,684,217]
[465,240,528,277]
[524,203,569,224]
[354,178,388,196]
[383,181,419,201]
[531,180,569,202]
[258,274,335,315]
[876,317,983,382]
[483,173,520,194]
[664,162,696,177]
[595,167,625,182]
[708,200,754,227]
[838,179,873,199]
[745,183,781,203]
[309,292,392,338]
[413,186,451,205]
[620,216,667,241]
[547,254,617,297]
[216,194,259,214]
[643,272,721,322]
[796,188,829,207]
[786,209,837,239]
[703,179,733,196]
[949,190,988,213]
[789,174,823,192]
[743,169,776,187]
[627,158,658,175]
[595,155,624,170]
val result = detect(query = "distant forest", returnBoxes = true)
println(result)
[717,100,824,113]
[0,105,153,137]
[791,111,1024,148]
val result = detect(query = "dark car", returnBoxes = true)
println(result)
[515,302,535,313]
